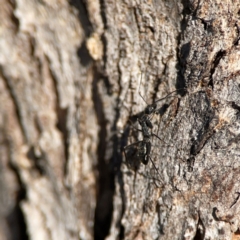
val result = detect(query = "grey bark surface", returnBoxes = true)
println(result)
[0,0,240,240]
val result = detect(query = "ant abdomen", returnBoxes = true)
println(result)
[145,119,153,129]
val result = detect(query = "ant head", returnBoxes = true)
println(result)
[145,103,156,114]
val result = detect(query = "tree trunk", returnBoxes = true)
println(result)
[0,0,240,240]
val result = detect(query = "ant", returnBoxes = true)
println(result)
[123,87,186,182]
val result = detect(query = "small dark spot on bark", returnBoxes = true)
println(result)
[218,228,225,235]
[26,146,46,176]
[231,102,240,112]
[77,42,93,67]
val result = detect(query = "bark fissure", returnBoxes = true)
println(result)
[0,67,28,143]
[92,73,114,240]
[8,150,29,240]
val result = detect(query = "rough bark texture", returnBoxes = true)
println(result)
[0,0,240,240]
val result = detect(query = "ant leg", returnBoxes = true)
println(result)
[151,133,173,147]
[124,140,146,174]
[148,155,164,184]
[123,140,143,165]
[128,122,142,133]
[154,88,187,104]
[123,141,137,160]
[124,140,142,150]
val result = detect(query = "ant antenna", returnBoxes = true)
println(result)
[138,71,148,105]
[138,71,186,106]
[154,88,187,104]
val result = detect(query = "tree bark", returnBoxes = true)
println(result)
[0,0,240,240]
